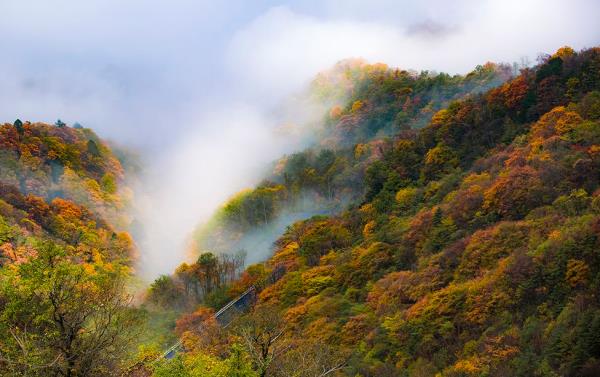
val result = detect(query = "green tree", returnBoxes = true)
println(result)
[0,242,141,377]
[149,275,185,309]
[13,119,24,134]
[87,139,101,157]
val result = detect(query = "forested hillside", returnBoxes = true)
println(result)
[2,45,598,377]
[155,46,600,376]
[0,121,132,227]
[0,122,140,376]
[193,60,514,265]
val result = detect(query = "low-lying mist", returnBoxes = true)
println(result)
[132,99,335,280]
[3,1,597,281]
[191,190,355,268]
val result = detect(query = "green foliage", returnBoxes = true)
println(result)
[0,215,17,243]
[152,345,257,377]
[297,219,352,265]
[101,172,117,194]
[0,121,129,226]
[13,119,24,134]
[0,122,138,375]
[0,242,141,376]
[149,275,186,309]
[197,46,600,377]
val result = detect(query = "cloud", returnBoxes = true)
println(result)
[406,20,459,39]
[134,100,321,277]
[1,0,599,279]
[227,0,600,88]
[226,6,400,99]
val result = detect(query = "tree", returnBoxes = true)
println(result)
[298,220,351,266]
[483,166,551,219]
[421,143,458,181]
[148,275,186,309]
[13,119,24,134]
[197,252,219,294]
[271,340,348,377]
[100,173,117,194]
[86,139,101,157]
[0,241,141,376]
[152,345,257,377]
[234,305,286,377]
[365,160,390,201]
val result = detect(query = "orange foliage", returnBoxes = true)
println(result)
[51,197,84,219]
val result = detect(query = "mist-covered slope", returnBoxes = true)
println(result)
[161,46,600,376]
[192,60,514,265]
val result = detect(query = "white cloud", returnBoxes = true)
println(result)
[228,0,600,97]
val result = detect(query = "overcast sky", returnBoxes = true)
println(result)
[1,0,599,277]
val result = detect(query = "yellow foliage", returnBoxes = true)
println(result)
[431,109,451,126]
[548,230,561,241]
[301,266,335,296]
[395,187,419,209]
[319,250,337,265]
[284,301,308,323]
[304,317,338,342]
[453,357,484,374]
[566,259,590,288]
[82,263,96,275]
[301,265,335,281]
[271,241,299,265]
[354,143,369,159]
[368,62,389,73]
[462,172,491,188]
[531,106,582,138]
[555,113,582,135]
[351,100,365,113]
[553,46,575,59]
[363,220,376,238]
[359,203,375,217]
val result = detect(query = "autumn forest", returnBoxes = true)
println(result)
[1,2,600,376]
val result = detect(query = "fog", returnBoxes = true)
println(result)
[1,0,599,279]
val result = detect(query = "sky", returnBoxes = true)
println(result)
[1,0,599,278]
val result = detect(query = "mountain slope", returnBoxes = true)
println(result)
[192,60,514,265]
[168,46,600,377]
[0,121,132,228]
[0,122,139,376]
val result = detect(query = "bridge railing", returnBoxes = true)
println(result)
[154,263,286,362]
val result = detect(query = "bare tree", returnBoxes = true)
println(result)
[234,305,286,377]
[271,340,349,377]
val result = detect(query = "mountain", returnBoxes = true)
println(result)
[2,45,598,377]
[0,121,134,226]
[162,46,600,376]
[0,122,140,376]
[192,59,514,267]
[0,121,137,264]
